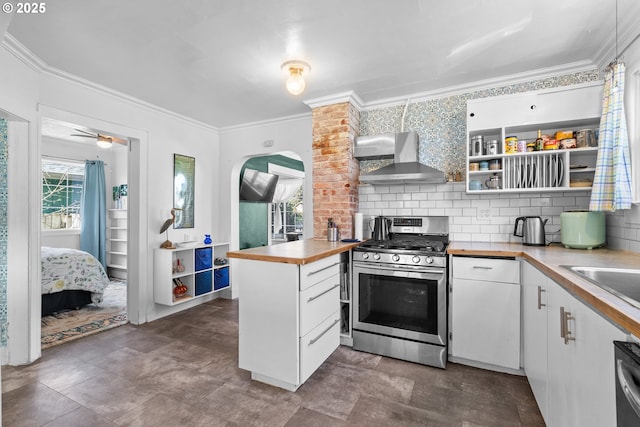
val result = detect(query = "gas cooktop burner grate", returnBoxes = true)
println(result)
[359,238,447,253]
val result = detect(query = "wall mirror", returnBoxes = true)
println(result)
[173,153,195,229]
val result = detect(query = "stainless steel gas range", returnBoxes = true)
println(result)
[352,216,448,368]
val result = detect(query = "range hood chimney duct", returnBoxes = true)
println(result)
[354,131,446,185]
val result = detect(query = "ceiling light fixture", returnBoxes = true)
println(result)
[281,60,311,96]
[96,136,112,149]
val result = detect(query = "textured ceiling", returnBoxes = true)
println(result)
[7,0,640,128]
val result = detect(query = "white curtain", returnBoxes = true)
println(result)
[272,179,302,234]
[589,62,633,211]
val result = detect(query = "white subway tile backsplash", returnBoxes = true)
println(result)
[499,207,521,216]
[552,196,576,206]
[462,208,477,217]
[435,200,453,209]
[509,199,531,207]
[531,197,552,207]
[419,200,437,209]
[453,200,472,208]
[357,182,639,254]
[518,207,543,216]
[489,199,510,208]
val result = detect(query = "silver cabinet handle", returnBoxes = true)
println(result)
[472,266,493,270]
[560,306,575,344]
[307,284,340,303]
[309,318,339,345]
[307,262,340,277]
[537,286,546,310]
[617,359,640,419]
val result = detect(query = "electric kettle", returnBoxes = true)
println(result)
[372,216,392,241]
[513,216,548,246]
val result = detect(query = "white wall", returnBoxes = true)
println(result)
[218,115,312,297]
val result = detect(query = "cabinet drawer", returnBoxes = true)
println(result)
[300,274,340,337]
[300,311,340,383]
[299,254,341,291]
[452,256,520,283]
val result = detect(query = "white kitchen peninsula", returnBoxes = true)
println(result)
[227,239,360,391]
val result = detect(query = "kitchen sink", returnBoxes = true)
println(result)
[561,265,640,309]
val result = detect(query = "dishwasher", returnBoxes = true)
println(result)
[614,341,640,426]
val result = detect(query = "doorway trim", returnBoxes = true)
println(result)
[19,105,150,361]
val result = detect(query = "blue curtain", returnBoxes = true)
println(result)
[80,160,107,268]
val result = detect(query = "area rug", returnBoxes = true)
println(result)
[41,280,128,349]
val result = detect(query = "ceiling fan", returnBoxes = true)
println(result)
[70,128,129,148]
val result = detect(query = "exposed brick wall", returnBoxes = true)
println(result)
[312,102,360,239]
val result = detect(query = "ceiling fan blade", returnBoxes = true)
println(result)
[72,128,96,137]
[70,133,97,138]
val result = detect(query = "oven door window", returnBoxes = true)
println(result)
[358,271,439,335]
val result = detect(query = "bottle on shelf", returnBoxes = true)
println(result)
[535,130,544,152]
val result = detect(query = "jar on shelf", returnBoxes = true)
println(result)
[470,135,483,156]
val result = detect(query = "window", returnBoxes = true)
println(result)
[271,185,303,240]
[41,158,84,230]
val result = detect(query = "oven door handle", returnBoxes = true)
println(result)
[353,262,445,275]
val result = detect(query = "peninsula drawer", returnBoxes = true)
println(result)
[299,274,340,337]
[299,254,341,291]
[300,310,340,383]
[452,256,520,284]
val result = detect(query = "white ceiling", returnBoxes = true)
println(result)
[6,0,640,129]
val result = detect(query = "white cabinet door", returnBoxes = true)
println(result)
[467,93,539,130]
[521,262,549,423]
[534,84,603,124]
[570,291,626,427]
[546,282,578,426]
[451,278,521,370]
[546,278,626,427]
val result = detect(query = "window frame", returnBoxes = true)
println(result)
[41,157,85,233]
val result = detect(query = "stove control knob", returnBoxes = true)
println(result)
[362,253,369,260]
[373,253,381,261]
[425,256,434,264]
[392,254,400,262]
[412,256,421,264]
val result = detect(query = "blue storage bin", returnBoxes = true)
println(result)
[214,267,229,290]
[194,247,212,271]
[195,270,212,296]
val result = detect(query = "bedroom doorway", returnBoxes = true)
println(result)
[39,117,129,348]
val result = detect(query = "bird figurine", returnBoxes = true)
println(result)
[159,208,180,249]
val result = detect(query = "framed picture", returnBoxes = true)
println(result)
[173,154,195,229]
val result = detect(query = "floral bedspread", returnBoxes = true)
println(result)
[41,246,109,304]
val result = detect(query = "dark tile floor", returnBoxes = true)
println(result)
[2,298,545,426]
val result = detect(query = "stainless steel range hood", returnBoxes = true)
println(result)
[354,131,446,185]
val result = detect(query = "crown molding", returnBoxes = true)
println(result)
[2,33,218,132]
[360,60,599,111]
[3,33,47,72]
[219,111,311,132]
[303,91,364,111]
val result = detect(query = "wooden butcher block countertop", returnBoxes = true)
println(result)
[448,241,640,338]
[227,238,362,265]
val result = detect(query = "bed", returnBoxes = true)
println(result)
[41,246,110,316]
